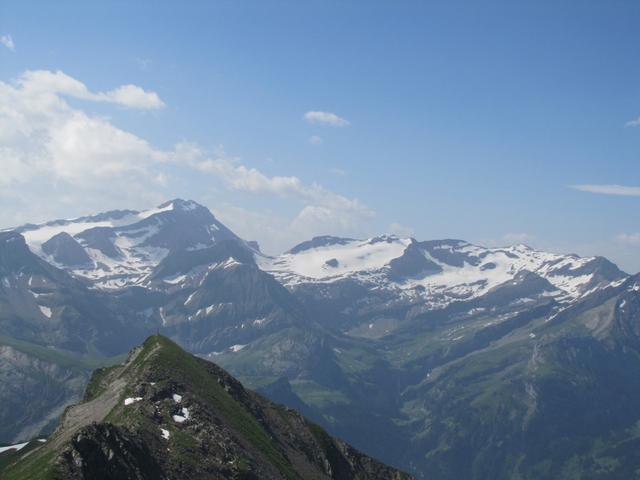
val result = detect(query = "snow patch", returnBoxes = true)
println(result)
[0,441,30,454]
[173,407,190,423]
[124,397,143,405]
[163,274,187,285]
[222,257,241,269]
[184,291,198,307]
[260,236,410,280]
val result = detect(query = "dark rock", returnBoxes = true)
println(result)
[42,232,92,267]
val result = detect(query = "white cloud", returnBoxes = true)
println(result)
[570,184,640,196]
[304,111,350,127]
[625,117,640,127]
[103,84,164,109]
[616,233,640,246]
[17,70,164,109]
[46,110,162,182]
[1,34,14,51]
[210,203,289,253]
[0,70,165,187]
[388,222,414,237]
[211,202,371,254]
[0,69,373,251]
[309,135,323,145]
[503,232,533,244]
[178,144,372,222]
[290,205,359,235]
[329,168,346,176]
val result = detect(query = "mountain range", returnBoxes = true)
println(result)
[2,199,640,478]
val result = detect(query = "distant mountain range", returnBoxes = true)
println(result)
[2,199,640,479]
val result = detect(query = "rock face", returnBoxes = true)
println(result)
[1,336,412,480]
[0,231,148,355]
[0,345,88,442]
[41,232,92,268]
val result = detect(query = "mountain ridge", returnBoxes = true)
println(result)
[1,335,412,480]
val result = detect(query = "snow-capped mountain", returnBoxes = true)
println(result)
[5,199,640,479]
[8,200,627,339]
[259,235,626,308]
[13,199,248,290]
[12,200,624,307]
[0,231,148,354]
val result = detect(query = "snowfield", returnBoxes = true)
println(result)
[259,236,621,306]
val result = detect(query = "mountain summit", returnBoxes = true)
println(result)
[1,335,411,480]
[15,199,249,289]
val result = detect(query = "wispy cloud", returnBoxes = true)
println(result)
[625,117,640,127]
[1,34,15,51]
[570,184,640,196]
[309,135,323,146]
[177,143,372,222]
[304,111,350,127]
[616,233,640,246]
[17,70,164,109]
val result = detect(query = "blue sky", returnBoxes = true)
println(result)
[1,1,640,270]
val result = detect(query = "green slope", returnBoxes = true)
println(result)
[2,335,412,480]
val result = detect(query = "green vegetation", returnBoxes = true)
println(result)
[83,363,122,401]
[121,335,302,480]
[0,442,43,474]
[0,335,125,373]
[306,420,345,468]
[1,448,57,480]
[290,380,350,409]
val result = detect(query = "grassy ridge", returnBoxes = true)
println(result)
[133,335,301,479]
[0,335,125,372]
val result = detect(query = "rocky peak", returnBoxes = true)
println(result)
[287,235,357,255]
[0,232,45,276]
[42,232,92,267]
